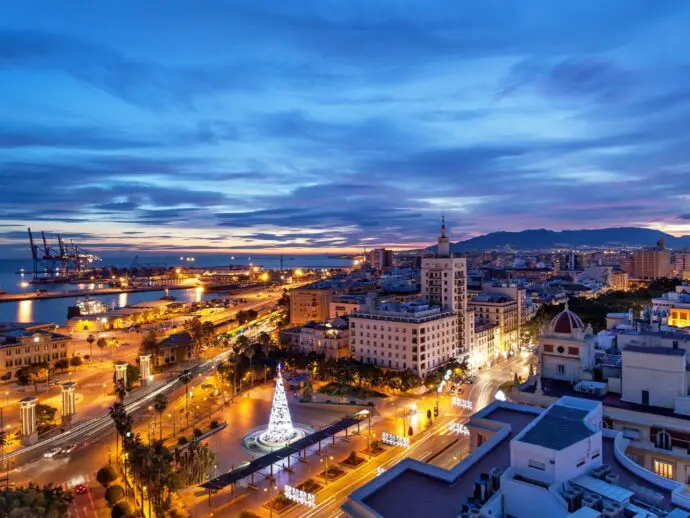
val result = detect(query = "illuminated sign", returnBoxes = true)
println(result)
[382,432,410,448]
[284,485,316,508]
[449,422,470,436]
[452,397,473,410]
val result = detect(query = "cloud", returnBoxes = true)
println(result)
[1,1,690,257]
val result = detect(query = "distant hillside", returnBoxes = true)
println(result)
[425,227,690,252]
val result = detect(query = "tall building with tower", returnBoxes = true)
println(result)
[420,218,469,360]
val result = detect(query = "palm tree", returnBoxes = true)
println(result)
[244,346,255,386]
[109,402,132,459]
[258,332,271,356]
[153,394,168,441]
[108,337,119,364]
[86,334,95,359]
[235,334,250,352]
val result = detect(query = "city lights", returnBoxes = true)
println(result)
[284,485,316,508]
[382,432,410,448]
[452,397,473,410]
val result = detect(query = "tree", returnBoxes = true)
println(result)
[125,363,140,390]
[97,337,108,358]
[175,441,216,486]
[70,356,83,368]
[258,332,272,357]
[0,483,73,516]
[244,345,256,382]
[54,358,70,371]
[400,369,422,392]
[105,484,125,505]
[108,337,119,363]
[36,403,58,433]
[109,402,132,459]
[153,393,168,441]
[97,465,118,488]
[87,334,96,359]
[235,334,250,351]
[141,330,160,358]
[16,363,49,393]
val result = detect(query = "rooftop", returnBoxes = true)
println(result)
[517,404,595,450]
[624,345,686,356]
[346,397,684,518]
[356,403,537,518]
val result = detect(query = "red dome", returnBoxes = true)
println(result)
[550,304,584,334]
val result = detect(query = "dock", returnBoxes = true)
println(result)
[0,284,195,303]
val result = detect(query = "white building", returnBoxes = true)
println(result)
[349,301,456,376]
[421,219,468,360]
[539,304,596,383]
[345,395,690,518]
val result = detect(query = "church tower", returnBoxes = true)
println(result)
[437,216,450,257]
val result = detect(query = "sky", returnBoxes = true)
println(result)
[1,0,690,258]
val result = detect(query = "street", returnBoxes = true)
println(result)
[183,354,528,518]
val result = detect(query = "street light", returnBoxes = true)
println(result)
[320,455,334,485]
[264,482,275,518]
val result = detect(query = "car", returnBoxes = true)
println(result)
[62,443,78,454]
[43,446,63,458]
[73,484,88,495]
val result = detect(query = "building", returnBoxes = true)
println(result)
[329,294,368,319]
[68,300,177,331]
[349,301,456,376]
[421,218,468,359]
[610,271,629,291]
[675,252,690,278]
[0,323,72,378]
[368,248,393,271]
[516,379,690,487]
[538,304,596,383]
[472,320,498,371]
[289,285,333,325]
[280,318,350,360]
[345,395,690,517]
[651,289,690,329]
[470,293,519,355]
[626,241,672,280]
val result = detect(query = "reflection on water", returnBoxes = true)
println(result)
[0,288,215,325]
[17,300,33,323]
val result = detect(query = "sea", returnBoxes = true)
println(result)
[0,254,354,325]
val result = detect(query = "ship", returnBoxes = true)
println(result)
[66,297,108,319]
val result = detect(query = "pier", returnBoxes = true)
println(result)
[0,284,195,303]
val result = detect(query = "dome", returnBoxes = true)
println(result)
[550,302,584,334]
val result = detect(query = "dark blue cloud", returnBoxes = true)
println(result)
[1,0,690,256]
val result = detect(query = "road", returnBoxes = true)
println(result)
[0,283,296,469]
[188,354,528,518]
[285,354,528,518]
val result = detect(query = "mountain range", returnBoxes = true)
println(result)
[425,227,690,252]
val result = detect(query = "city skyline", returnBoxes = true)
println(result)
[3,1,690,256]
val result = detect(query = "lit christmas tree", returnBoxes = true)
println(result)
[263,364,295,444]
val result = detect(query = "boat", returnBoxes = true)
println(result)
[73,297,108,316]
[160,295,177,301]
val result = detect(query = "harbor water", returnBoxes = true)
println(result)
[0,254,353,325]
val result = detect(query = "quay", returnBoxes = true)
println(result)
[0,284,195,303]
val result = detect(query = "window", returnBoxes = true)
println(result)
[528,459,546,471]
[543,344,553,353]
[654,459,674,479]
[568,347,579,356]
[656,430,672,451]
[557,365,565,374]
[557,346,565,354]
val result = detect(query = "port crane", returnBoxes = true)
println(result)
[27,228,100,280]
